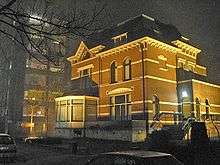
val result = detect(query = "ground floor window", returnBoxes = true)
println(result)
[110,94,131,120]
[56,99,84,122]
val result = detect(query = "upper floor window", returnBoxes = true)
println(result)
[110,61,117,83]
[80,68,91,78]
[123,58,131,81]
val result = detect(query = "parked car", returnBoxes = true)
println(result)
[85,150,183,165]
[0,133,17,160]
[24,136,43,144]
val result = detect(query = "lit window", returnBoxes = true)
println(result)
[109,94,131,121]
[80,68,91,78]
[110,61,117,83]
[123,58,131,80]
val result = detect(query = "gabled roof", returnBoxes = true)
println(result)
[67,41,94,62]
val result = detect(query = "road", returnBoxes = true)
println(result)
[1,142,91,165]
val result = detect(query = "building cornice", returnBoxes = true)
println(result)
[96,36,180,57]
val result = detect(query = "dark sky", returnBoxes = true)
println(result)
[90,0,220,84]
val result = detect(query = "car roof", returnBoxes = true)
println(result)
[102,150,171,158]
[0,133,10,137]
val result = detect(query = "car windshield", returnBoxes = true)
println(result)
[0,136,14,145]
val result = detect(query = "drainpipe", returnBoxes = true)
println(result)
[139,42,148,138]
[98,56,101,120]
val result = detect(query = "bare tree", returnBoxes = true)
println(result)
[0,0,105,63]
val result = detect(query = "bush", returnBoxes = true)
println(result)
[148,130,172,151]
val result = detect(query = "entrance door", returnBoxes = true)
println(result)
[115,95,125,121]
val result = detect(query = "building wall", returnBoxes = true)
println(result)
[192,80,220,115]
[70,41,183,122]
[66,35,220,141]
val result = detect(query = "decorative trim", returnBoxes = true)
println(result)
[196,65,206,69]
[192,79,220,89]
[144,75,176,84]
[77,64,94,72]
[108,88,133,95]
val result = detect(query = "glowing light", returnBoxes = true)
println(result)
[182,91,188,98]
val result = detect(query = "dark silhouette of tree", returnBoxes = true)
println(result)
[0,0,105,63]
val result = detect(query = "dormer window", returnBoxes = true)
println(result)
[78,64,93,78]
[80,68,91,77]
[112,32,128,45]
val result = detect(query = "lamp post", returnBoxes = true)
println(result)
[139,42,148,138]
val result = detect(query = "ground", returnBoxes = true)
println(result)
[1,138,220,165]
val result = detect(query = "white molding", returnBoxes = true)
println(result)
[192,79,220,89]
[77,64,94,72]
[144,75,176,84]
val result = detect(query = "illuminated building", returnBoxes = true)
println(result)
[55,14,220,141]
[22,57,64,137]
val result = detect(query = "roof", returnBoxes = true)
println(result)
[103,150,171,158]
[83,14,182,52]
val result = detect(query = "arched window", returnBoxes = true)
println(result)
[123,58,131,80]
[110,61,117,83]
[195,97,201,121]
[205,98,210,120]
[153,95,160,115]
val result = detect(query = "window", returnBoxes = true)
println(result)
[110,61,117,83]
[110,94,131,121]
[80,68,91,78]
[56,99,84,122]
[123,58,131,80]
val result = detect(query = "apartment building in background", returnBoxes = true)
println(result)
[55,14,220,142]
[22,57,64,137]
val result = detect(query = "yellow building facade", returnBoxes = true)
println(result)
[55,15,220,141]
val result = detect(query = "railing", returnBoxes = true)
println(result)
[181,117,196,140]
[150,112,182,130]
[203,114,220,139]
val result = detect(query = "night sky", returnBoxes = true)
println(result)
[87,0,220,84]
